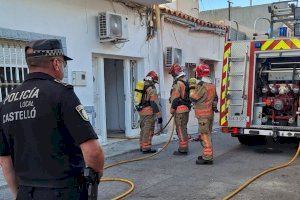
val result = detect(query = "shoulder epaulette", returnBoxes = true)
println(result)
[54,79,73,89]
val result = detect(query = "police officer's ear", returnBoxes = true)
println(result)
[51,58,61,72]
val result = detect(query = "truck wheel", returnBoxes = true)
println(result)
[237,135,267,146]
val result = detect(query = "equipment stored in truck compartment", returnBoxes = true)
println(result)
[220,38,300,145]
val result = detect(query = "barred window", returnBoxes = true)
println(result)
[0,39,27,101]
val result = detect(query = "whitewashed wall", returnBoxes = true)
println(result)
[162,21,225,131]
[0,0,160,104]
[0,0,163,143]
[0,0,225,142]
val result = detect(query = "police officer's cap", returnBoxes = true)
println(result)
[25,39,73,61]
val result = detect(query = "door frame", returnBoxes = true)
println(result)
[92,56,107,143]
[93,55,140,143]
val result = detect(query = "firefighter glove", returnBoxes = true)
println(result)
[171,98,180,110]
[170,108,175,114]
[213,104,219,113]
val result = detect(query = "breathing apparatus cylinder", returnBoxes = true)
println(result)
[189,78,197,96]
[134,81,145,107]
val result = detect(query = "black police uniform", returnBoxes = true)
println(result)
[0,72,98,199]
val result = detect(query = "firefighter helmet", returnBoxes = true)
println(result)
[195,64,210,78]
[145,71,159,83]
[169,64,185,79]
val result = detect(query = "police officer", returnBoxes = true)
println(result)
[0,39,104,199]
[138,71,162,154]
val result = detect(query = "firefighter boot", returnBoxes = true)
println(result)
[197,133,213,164]
[142,149,157,154]
[196,156,213,165]
[173,150,188,155]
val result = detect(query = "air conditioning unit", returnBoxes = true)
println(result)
[98,12,129,43]
[165,47,183,67]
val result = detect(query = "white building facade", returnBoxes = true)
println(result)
[0,0,226,144]
[160,7,226,132]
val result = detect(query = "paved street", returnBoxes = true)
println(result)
[1,130,299,200]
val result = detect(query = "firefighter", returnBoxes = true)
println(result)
[169,64,191,155]
[190,64,218,165]
[138,71,162,154]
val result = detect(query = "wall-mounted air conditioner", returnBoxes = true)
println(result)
[98,12,129,43]
[165,47,183,67]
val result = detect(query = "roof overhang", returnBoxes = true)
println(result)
[130,0,171,5]
[200,56,222,62]
[160,7,227,35]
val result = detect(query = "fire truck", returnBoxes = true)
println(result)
[220,1,300,145]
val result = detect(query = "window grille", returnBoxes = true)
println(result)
[0,39,28,101]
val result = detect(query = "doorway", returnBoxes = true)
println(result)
[201,60,216,84]
[104,59,126,137]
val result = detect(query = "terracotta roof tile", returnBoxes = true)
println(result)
[160,7,226,30]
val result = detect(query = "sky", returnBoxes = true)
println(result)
[199,0,294,11]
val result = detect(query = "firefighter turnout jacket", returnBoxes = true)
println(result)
[138,81,161,117]
[190,81,217,118]
[169,78,190,113]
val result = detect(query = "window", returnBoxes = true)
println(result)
[0,39,27,101]
[185,63,196,80]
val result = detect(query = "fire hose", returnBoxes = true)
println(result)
[100,114,299,200]
[100,115,176,200]
[223,142,300,200]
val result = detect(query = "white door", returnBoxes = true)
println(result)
[104,59,125,133]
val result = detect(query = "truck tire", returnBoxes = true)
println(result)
[237,135,267,146]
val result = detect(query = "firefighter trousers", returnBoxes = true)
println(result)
[175,112,189,152]
[198,116,214,161]
[139,115,155,151]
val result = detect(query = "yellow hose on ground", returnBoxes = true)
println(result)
[101,116,176,200]
[100,178,135,200]
[223,143,300,200]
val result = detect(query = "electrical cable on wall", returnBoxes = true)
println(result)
[147,40,151,71]
[113,42,126,49]
[84,0,89,33]
[110,0,117,13]
[171,21,181,49]
[109,0,146,14]
[146,8,156,41]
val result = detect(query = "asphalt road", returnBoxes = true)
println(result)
[1,131,299,200]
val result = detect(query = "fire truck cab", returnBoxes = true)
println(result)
[220,1,300,145]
